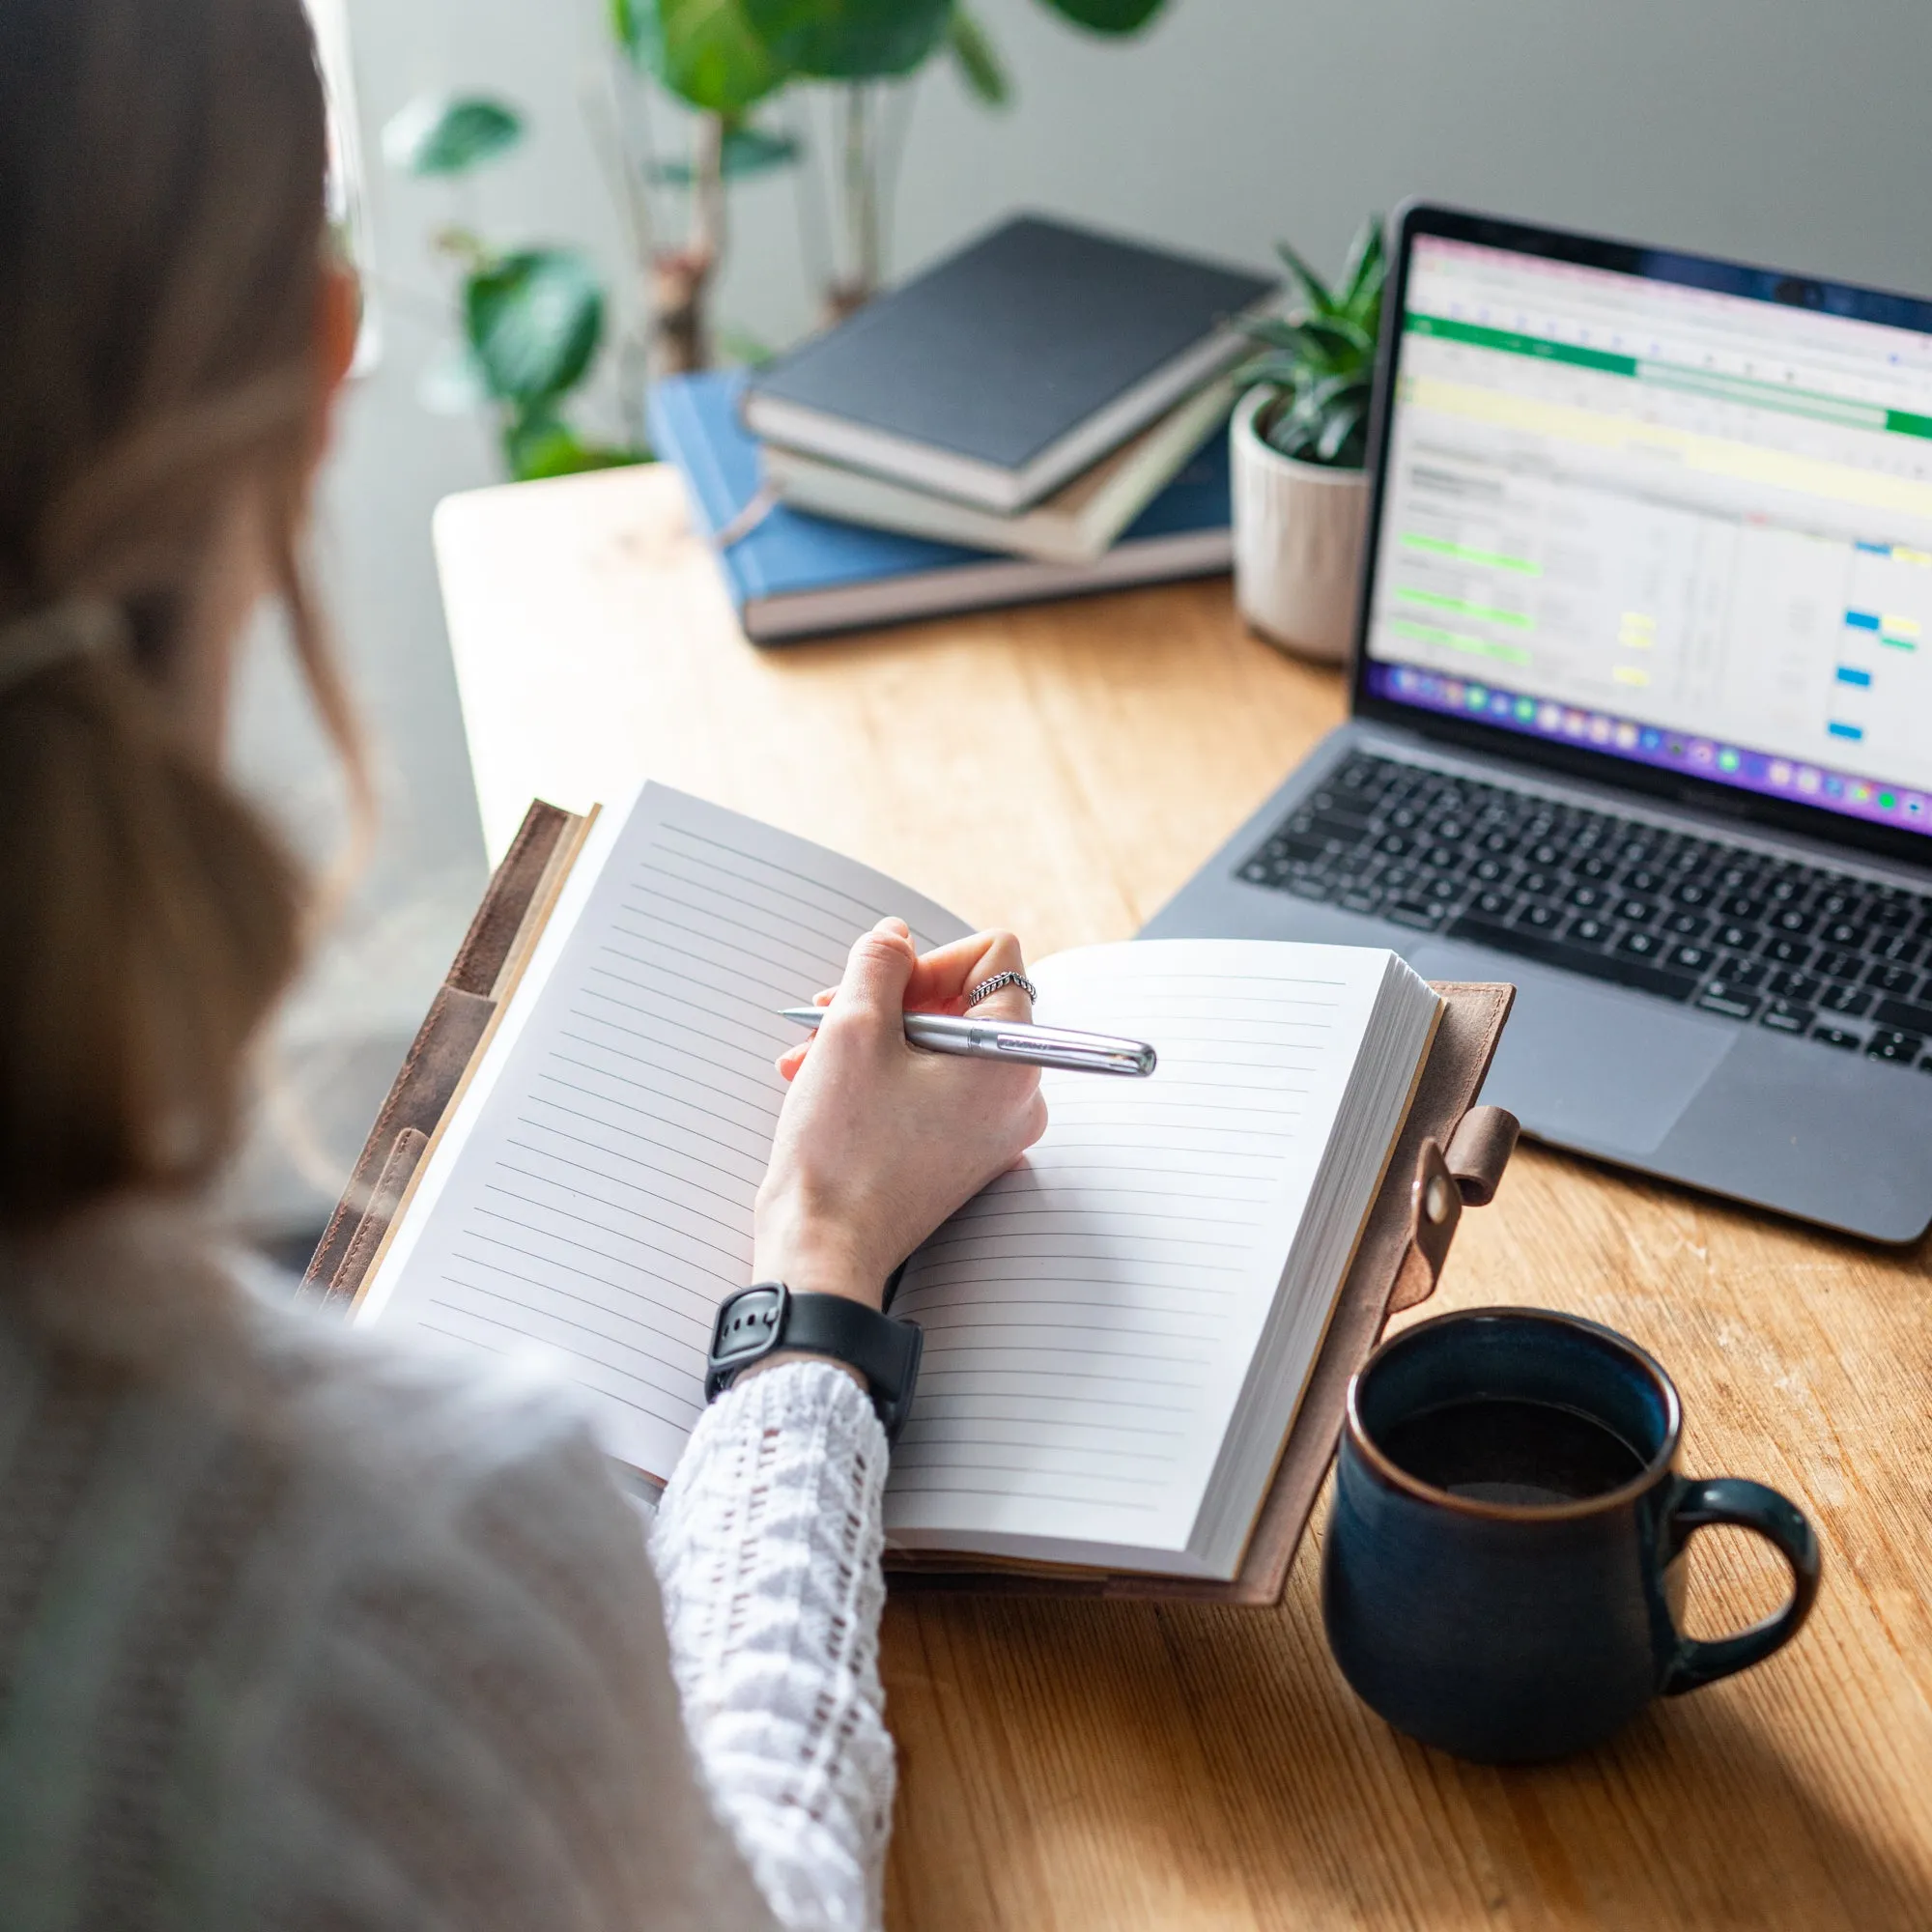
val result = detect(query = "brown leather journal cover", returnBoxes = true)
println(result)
[298,800,576,1308]
[304,800,1518,1606]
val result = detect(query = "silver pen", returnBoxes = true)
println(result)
[777,1007,1156,1077]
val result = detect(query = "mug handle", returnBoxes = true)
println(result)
[1661,1477,1822,1694]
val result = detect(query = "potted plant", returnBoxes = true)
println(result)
[1231,216,1385,663]
[384,96,649,480]
[607,0,1174,373]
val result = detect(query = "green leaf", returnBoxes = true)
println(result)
[624,0,787,112]
[721,123,802,175]
[1283,327,1348,372]
[646,123,801,183]
[1236,316,1369,388]
[1293,314,1374,364]
[1260,396,1319,461]
[1035,0,1166,31]
[1236,316,1303,353]
[1273,237,1340,321]
[1298,370,1369,414]
[1338,215,1387,316]
[1233,352,1303,391]
[466,249,605,409]
[610,0,645,53]
[504,412,650,481]
[948,8,1010,104]
[504,413,582,479]
[1314,397,1366,465]
[741,0,952,78]
[382,95,525,177]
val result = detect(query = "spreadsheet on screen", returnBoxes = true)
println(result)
[1367,236,1932,837]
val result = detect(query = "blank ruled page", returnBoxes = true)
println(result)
[359,784,969,1478]
[884,939,1404,1574]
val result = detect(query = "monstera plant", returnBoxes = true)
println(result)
[610,0,1172,373]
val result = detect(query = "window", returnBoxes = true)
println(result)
[304,0,379,370]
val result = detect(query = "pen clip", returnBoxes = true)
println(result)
[993,1030,1156,1076]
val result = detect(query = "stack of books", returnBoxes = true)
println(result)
[647,214,1275,643]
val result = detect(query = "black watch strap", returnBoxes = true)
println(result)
[707,1282,923,1441]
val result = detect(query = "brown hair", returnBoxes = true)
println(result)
[0,0,360,1230]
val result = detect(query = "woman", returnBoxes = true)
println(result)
[0,3,1044,1927]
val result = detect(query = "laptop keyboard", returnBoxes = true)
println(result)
[1238,753,1932,1071]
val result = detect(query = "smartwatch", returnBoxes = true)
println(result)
[706,1282,923,1442]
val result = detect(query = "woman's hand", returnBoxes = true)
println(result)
[753,920,1046,1311]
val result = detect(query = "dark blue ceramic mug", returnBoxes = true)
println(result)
[1322,1307,1821,1763]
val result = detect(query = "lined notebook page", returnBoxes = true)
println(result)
[884,940,1404,1575]
[359,784,969,1478]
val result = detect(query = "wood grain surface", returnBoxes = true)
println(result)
[435,463,1932,1931]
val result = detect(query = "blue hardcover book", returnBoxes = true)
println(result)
[647,370,1231,644]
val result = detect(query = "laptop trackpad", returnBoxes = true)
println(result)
[1409,942,1735,1156]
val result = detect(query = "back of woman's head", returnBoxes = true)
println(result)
[0,0,349,1230]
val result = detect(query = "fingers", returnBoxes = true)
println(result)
[829,917,917,1029]
[783,923,1031,1079]
[900,928,1032,1018]
[780,921,915,1079]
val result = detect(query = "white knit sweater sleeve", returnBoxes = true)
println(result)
[650,1360,895,1932]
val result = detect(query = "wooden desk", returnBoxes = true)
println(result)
[434,464,1932,1930]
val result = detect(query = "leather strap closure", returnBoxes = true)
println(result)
[1445,1105,1520,1208]
[1386,1106,1520,1316]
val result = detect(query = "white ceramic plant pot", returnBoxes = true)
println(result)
[1231,384,1369,665]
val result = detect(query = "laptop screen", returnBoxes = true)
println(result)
[1359,213,1932,851]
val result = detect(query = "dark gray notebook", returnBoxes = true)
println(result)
[742,213,1273,513]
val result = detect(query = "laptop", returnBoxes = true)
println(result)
[1146,202,1932,1243]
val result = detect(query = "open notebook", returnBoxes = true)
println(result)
[357,784,1443,1582]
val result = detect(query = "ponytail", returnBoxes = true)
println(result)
[0,603,303,1226]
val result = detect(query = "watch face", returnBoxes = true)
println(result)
[712,1283,786,1372]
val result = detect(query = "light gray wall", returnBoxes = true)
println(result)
[238,0,1932,1233]
[724,0,1932,340]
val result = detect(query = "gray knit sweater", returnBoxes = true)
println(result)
[0,1214,895,1931]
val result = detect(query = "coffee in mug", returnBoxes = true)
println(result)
[1322,1307,1821,1763]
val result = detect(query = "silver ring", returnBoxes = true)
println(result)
[966,971,1036,1009]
